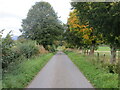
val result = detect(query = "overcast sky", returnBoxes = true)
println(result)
[0,0,72,37]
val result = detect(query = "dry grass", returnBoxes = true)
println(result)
[94,51,119,63]
[37,45,49,54]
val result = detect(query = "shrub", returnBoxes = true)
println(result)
[2,33,14,69]
[37,45,48,54]
[2,38,39,70]
[16,40,39,58]
[47,45,56,52]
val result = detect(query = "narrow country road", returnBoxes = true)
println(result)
[27,51,94,88]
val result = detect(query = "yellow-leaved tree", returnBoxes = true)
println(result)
[67,9,103,55]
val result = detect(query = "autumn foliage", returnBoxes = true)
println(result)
[67,9,103,53]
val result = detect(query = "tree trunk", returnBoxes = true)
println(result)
[84,50,86,55]
[110,46,116,64]
[118,50,120,62]
[86,50,89,55]
[90,45,94,55]
[78,47,82,54]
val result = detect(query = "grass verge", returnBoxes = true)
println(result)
[66,51,118,88]
[0,80,2,89]
[2,53,54,88]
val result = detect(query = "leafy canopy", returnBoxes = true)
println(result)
[21,1,63,48]
[71,2,120,48]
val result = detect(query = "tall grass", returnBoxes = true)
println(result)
[66,51,118,88]
[2,40,40,69]
[2,53,53,88]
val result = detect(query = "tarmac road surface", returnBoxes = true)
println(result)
[27,51,94,88]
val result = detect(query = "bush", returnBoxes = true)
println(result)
[17,40,39,58]
[2,34,14,69]
[2,53,53,88]
[2,38,39,69]
[107,64,118,74]
[47,45,56,52]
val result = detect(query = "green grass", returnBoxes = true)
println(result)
[94,50,119,63]
[2,53,54,88]
[66,51,118,88]
[0,80,2,89]
[96,46,110,51]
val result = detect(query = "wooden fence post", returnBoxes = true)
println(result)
[101,53,105,68]
[103,53,105,63]
[97,52,99,63]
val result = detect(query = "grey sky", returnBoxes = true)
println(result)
[0,0,72,37]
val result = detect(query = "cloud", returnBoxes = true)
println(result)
[0,12,24,19]
[0,0,72,37]
[43,0,72,23]
[0,18,22,37]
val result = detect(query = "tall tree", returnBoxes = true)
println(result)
[20,1,63,49]
[66,10,83,48]
[66,9,102,54]
[71,2,120,63]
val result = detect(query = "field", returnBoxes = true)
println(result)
[96,46,110,51]
[95,46,119,63]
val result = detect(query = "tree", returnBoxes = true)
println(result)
[66,9,103,54]
[21,1,63,49]
[1,31,14,68]
[65,10,83,48]
[86,2,120,63]
[71,2,120,63]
